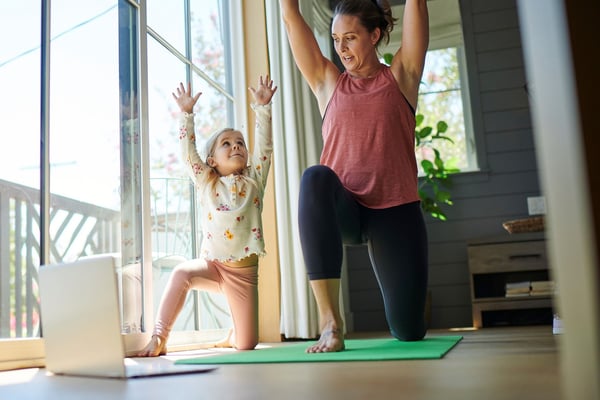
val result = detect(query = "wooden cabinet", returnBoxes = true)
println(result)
[467,232,554,328]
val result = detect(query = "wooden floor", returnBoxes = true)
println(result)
[0,325,562,400]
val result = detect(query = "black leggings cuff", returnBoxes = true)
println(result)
[307,272,342,280]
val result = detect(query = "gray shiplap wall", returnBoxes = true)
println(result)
[346,0,543,331]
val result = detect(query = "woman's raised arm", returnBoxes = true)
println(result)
[279,0,339,111]
[389,0,429,108]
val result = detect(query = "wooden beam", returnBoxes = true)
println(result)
[242,1,282,343]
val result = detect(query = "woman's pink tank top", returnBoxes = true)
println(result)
[321,66,419,209]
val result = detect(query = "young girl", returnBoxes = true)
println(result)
[137,75,277,356]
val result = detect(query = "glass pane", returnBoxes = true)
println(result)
[49,0,120,210]
[147,0,185,56]
[418,47,467,172]
[146,38,195,332]
[48,1,139,332]
[0,0,42,339]
[190,0,229,90]
[147,35,233,333]
[190,75,230,141]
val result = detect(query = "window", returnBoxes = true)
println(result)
[0,0,123,337]
[0,0,42,343]
[382,0,477,175]
[417,46,476,173]
[0,0,244,369]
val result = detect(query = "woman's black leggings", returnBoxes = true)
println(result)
[298,165,428,341]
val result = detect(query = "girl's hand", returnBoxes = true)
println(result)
[172,82,202,113]
[249,75,277,106]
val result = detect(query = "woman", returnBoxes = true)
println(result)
[280,0,429,353]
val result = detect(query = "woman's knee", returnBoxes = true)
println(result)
[387,303,427,341]
[299,166,340,212]
[391,323,426,342]
[300,165,336,192]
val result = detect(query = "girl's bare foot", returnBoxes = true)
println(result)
[136,335,167,357]
[306,328,345,353]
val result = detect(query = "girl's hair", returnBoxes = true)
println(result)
[333,0,397,48]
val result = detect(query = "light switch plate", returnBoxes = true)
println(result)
[527,196,546,215]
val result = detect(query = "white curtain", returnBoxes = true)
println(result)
[265,0,326,339]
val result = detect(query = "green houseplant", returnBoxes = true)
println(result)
[414,115,458,221]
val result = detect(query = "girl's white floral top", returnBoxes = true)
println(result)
[179,103,272,262]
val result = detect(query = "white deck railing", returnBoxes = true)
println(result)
[0,177,230,339]
[0,178,120,338]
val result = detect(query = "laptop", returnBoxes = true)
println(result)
[38,255,216,379]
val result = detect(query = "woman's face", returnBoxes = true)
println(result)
[207,130,248,176]
[331,14,380,74]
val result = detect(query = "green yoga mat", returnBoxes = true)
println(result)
[175,336,462,365]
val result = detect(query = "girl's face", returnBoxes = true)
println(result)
[331,14,380,75]
[207,130,248,176]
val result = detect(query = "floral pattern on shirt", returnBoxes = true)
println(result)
[180,103,273,262]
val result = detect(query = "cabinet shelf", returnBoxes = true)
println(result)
[473,294,552,303]
[467,232,554,328]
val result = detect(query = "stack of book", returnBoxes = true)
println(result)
[505,281,531,297]
[530,280,555,296]
[505,280,556,297]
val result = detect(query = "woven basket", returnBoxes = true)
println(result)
[502,216,545,234]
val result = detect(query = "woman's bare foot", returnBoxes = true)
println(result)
[306,328,345,353]
[135,335,167,357]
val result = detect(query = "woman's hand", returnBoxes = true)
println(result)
[249,75,277,106]
[172,82,202,113]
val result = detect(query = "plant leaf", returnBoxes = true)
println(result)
[417,126,433,139]
[383,53,393,66]
[421,159,434,173]
[415,114,425,126]
[415,117,459,221]
[435,190,452,203]
[436,120,448,133]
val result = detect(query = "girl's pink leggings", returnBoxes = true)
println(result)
[153,258,258,350]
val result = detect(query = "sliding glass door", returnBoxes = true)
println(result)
[0,0,243,366]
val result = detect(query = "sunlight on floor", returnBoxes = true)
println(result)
[448,327,478,332]
[0,368,39,386]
